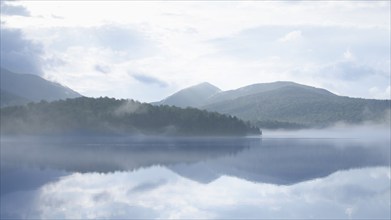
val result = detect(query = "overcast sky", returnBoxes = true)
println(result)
[1,1,390,101]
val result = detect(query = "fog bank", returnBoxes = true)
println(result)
[263,124,390,139]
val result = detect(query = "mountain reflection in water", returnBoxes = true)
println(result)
[1,136,390,219]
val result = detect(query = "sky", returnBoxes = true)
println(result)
[1,1,390,102]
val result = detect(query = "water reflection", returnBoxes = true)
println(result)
[1,136,390,219]
[2,137,388,185]
[171,138,390,185]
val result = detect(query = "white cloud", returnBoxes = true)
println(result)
[343,49,354,60]
[369,86,391,99]
[278,30,302,42]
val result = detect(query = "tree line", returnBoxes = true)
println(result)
[0,97,260,136]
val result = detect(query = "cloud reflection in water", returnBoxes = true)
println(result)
[0,136,390,219]
[1,166,389,219]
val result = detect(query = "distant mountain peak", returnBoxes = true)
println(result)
[156,82,221,108]
[186,82,221,92]
[0,67,82,107]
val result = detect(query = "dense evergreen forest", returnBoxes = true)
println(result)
[0,97,259,136]
[156,81,391,129]
[204,85,391,128]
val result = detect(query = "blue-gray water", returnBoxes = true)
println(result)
[1,135,390,219]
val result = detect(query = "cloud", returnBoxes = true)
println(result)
[0,27,44,75]
[369,86,391,100]
[50,14,64,19]
[343,49,354,60]
[0,1,30,17]
[45,25,155,57]
[132,73,168,87]
[278,30,302,42]
[129,179,168,193]
[291,60,390,99]
[114,100,146,116]
[92,191,111,203]
[319,61,377,81]
[94,64,110,74]
[95,26,149,52]
[1,2,388,100]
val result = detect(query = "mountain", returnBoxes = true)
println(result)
[205,81,334,105]
[0,89,30,107]
[155,82,221,108]
[156,81,391,128]
[0,68,82,107]
[0,97,259,136]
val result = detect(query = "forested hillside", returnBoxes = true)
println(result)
[0,97,259,136]
[204,85,390,128]
[156,81,390,129]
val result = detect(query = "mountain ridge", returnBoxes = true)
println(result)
[0,67,82,107]
[206,81,336,105]
[155,81,390,128]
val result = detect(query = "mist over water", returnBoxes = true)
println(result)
[1,133,390,219]
[263,124,391,139]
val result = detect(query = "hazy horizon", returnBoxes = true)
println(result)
[1,1,390,102]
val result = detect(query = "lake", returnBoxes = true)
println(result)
[1,134,390,219]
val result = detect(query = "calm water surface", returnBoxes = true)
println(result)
[1,135,390,219]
